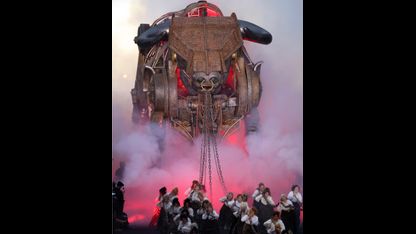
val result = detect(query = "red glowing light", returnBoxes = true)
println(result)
[224,122,249,157]
[226,65,235,89]
[227,133,238,144]
[243,37,260,43]
[300,210,303,222]
[128,214,145,223]
[148,207,160,227]
[187,6,221,17]
[206,8,221,17]
[176,68,189,96]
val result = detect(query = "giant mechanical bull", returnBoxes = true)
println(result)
[131,1,272,143]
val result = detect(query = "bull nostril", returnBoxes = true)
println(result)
[201,80,214,91]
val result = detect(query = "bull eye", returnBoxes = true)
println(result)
[208,72,221,85]
[210,77,219,84]
[196,76,205,83]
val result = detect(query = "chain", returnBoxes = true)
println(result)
[199,105,206,184]
[209,102,227,193]
[199,133,204,183]
[212,134,227,193]
[198,91,227,199]
[205,92,213,200]
[203,111,207,190]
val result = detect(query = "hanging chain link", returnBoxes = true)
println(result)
[198,91,227,199]
[199,106,206,183]
[212,135,227,192]
[205,92,213,199]
[210,102,227,193]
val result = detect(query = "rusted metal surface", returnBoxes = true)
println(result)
[236,57,248,117]
[250,66,262,107]
[169,15,243,75]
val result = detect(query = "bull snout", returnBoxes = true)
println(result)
[192,71,222,92]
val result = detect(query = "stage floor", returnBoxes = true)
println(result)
[114,226,158,234]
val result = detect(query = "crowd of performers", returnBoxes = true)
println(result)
[150,180,303,234]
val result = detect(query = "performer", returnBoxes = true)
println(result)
[113,181,125,219]
[149,187,168,227]
[157,194,172,234]
[232,194,250,234]
[169,198,182,217]
[240,194,250,215]
[174,209,190,226]
[190,184,204,212]
[157,192,172,209]
[202,203,220,234]
[254,188,275,234]
[241,208,259,234]
[252,183,266,199]
[178,213,193,234]
[219,192,235,233]
[202,203,220,220]
[263,211,286,234]
[228,194,243,234]
[169,187,179,202]
[197,200,211,215]
[196,200,211,231]
[287,185,302,234]
[114,161,125,182]
[232,194,243,215]
[255,188,275,206]
[184,180,200,198]
[174,198,194,222]
[168,198,182,233]
[184,198,195,220]
[198,188,209,203]
[252,183,266,209]
[276,194,294,233]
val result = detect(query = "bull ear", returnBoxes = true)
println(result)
[238,20,272,45]
[136,19,171,48]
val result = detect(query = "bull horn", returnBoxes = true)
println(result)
[238,20,272,45]
[134,19,171,48]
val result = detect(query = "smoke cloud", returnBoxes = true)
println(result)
[112,0,302,225]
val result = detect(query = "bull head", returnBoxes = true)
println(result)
[135,18,272,48]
